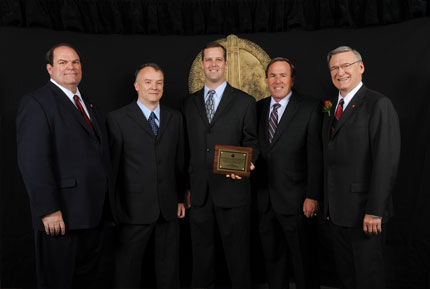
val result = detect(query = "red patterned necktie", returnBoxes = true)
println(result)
[73,95,94,132]
[336,98,344,120]
[331,98,344,137]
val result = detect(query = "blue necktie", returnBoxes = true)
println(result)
[148,111,159,136]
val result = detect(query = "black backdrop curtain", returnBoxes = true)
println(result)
[0,0,429,34]
[1,1,430,288]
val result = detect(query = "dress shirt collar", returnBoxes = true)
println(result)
[337,81,363,109]
[50,78,82,103]
[136,99,160,123]
[268,90,292,122]
[269,90,292,110]
[204,81,227,101]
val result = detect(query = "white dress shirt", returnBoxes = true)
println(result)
[50,78,91,119]
[335,81,363,111]
[268,90,293,122]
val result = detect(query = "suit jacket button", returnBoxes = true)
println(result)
[206,148,210,152]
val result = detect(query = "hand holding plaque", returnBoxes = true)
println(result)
[213,145,253,177]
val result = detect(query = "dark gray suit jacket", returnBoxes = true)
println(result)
[17,82,111,231]
[107,102,185,224]
[322,85,401,227]
[256,93,323,215]
[182,83,258,208]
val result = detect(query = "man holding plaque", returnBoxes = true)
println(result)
[256,57,322,289]
[183,41,258,289]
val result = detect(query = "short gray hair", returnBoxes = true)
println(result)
[134,63,164,81]
[327,46,362,64]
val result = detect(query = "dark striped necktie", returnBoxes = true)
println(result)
[148,111,159,136]
[268,103,281,143]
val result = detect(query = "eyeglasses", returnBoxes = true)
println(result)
[329,60,361,72]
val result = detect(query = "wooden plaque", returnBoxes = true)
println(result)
[213,145,253,177]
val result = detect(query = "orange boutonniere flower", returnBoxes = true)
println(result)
[323,100,332,116]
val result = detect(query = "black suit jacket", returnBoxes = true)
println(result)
[256,93,322,215]
[17,82,111,231]
[183,83,258,208]
[322,85,401,227]
[107,102,185,224]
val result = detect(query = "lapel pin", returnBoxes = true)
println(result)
[90,103,94,108]
[352,104,356,108]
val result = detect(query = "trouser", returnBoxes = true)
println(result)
[259,204,316,289]
[113,218,180,289]
[190,196,251,289]
[330,221,386,289]
[34,226,103,289]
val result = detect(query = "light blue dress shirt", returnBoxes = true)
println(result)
[204,81,227,113]
[136,100,160,127]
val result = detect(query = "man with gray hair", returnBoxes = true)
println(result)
[322,46,401,288]
[107,63,186,288]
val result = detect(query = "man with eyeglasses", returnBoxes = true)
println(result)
[322,46,401,289]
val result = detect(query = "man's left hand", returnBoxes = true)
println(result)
[226,162,255,180]
[303,198,318,218]
[363,214,382,234]
[177,203,186,218]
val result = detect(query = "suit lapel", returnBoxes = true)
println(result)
[157,105,172,140]
[193,89,210,127]
[126,102,156,138]
[259,98,271,152]
[210,84,234,125]
[49,82,98,141]
[333,85,367,137]
[82,96,102,141]
[270,93,299,147]
[323,96,337,142]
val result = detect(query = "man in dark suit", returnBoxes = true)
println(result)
[107,63,185,289]
[182,41,258,289]
[322,46,401,289]
[16,43,111,289]
[256,57,322,289]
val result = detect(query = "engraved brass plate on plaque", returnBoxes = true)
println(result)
[213,145,253,177]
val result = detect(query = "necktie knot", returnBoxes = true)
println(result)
[148,111,159,136]
[272,103,281,111]
[335,98,344,120]
[206,90,215,123]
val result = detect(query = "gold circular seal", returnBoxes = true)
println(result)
[188,34,271,101]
